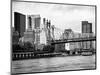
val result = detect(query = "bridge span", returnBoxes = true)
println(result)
[50,36,96,45]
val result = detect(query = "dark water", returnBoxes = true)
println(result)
[12,55,96,74]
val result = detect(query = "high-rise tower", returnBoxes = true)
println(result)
[82,21,93,50]
[27,15,41,49]
[14,12,26,38]
[82,21,92,33]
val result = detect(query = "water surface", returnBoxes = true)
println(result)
[12,55,96,74]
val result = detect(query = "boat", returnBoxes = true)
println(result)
[81,51,93,56]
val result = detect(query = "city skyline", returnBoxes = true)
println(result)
[11,1,96,74]
[12,1,95,33]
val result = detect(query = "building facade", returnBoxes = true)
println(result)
[23,29,35,45]
[69,33,81,50]
[14,12,26,38]
[27,15,40,30]
[27,15,41,49]
[82,21,92,33]
[63,29,81,51]
[82,21,93,50]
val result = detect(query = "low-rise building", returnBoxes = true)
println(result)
[19,29,35,45]
[69,32,81,50]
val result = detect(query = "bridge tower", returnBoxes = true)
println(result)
[51,25,55,40]
[43,18,51,45]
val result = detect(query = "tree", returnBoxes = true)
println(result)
[12,43,24,52]
[43,45,55,53]
[24,42,33,49]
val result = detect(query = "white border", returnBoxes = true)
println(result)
[0,0,100,75]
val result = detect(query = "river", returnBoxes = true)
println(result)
[11,55,96,74]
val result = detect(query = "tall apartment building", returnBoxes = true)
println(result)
[14,12,26,38]
[27,15,40,30]
[82,21,93,50]
[82,21,92,33]
[27,15,41,49]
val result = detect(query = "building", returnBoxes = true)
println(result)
[55,44,65,52]
[27,15,41,49]
[82,21,92,33]
[27,15,40,30]
[14,12,26,38]
[69,32,81,50]
[63,29,73,39]
[22,29,35,45]
[62,29,81,51]
[82,21,93,50]
[63,29,72,50]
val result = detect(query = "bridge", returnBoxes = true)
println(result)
[50,36,96,45]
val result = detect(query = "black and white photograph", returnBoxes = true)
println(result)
[11,0,96,74]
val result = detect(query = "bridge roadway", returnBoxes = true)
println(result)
[50,36,96,44]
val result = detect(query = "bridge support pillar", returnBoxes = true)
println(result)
[70,51,72,55]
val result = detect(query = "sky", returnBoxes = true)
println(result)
[12,1,95,34]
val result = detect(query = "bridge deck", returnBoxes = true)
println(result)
[50,37,96,44]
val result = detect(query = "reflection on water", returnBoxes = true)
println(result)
[12,55,96,74]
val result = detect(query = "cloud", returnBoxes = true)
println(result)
[12,1,95,33]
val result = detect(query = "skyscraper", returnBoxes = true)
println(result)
[82,21,93,50]
[82,21,92,33]
[27,15,40,30]
[27,15,41,49]
[14,12,26,38]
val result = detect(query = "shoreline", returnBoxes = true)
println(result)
[12,51,95,61]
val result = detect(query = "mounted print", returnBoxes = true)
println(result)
[11,0,96,74]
